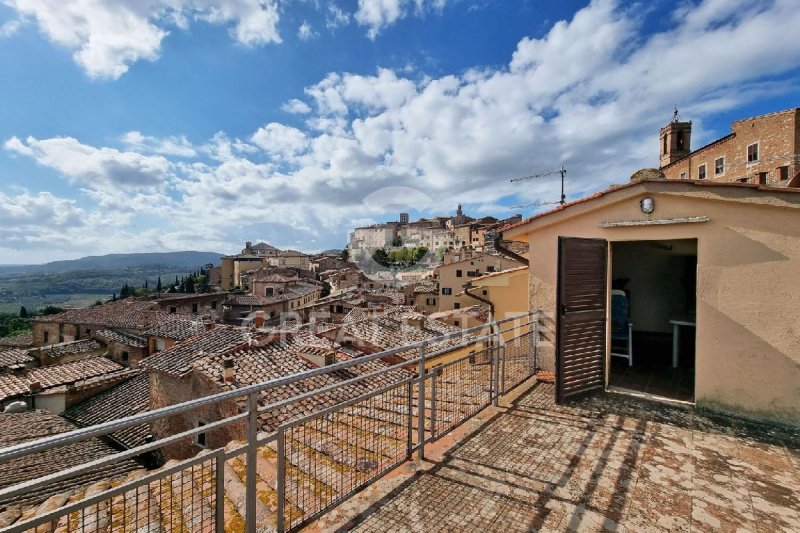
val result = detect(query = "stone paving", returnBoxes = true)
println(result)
[317,382,800,532]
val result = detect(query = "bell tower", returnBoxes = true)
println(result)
[659,108,692,168]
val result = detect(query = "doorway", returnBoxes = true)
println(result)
[609,239,697,402]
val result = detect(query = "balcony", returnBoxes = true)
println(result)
[1,312,798,532]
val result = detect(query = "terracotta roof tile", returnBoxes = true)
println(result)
[94,329,147,348]
[0,348,35,370]
[0,357,124,403]
[39,339,105,359]
[0,333,33,348]
[0,410,139,508]
[142,320,204,341]
[192,338,413,431]
[31,299,164,330]
[141,326,251,377]
[63,372,150,449]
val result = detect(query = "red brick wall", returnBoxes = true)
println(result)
[662,109,798,184]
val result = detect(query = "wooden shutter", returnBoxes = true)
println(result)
[556,237,608,403]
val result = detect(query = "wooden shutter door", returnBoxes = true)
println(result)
[556,237,608,403]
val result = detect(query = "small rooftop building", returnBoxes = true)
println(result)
[502,179,800,425]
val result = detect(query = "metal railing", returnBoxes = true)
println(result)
[0,312,541,533]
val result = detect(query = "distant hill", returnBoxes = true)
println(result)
[0,252,225,274]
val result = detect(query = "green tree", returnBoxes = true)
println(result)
[156,276,162,292]
[340,248,350,262]
[185,275,195,293]
[19,306,27,318]
[372,249,390,267]
[39,306,63,316]
[392,235,403,247]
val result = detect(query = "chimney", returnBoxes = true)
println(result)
[407,315,425,329]
[222,357,235,383]
[203,320,215,331]
[254,311,265,328]
[298,346,336,368]
[28,381,42,394]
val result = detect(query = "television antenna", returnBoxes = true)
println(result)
[510,164,567,206]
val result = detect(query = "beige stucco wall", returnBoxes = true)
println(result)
[470,268,530,341]
[506,181,800,425]
[438,255,522,311]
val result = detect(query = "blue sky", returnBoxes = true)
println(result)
[0,0,798,263]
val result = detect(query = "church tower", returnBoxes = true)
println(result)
[659,109,692,168]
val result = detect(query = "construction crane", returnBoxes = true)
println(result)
[509,164,567,208]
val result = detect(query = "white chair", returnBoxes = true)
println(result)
[610,289,633,366]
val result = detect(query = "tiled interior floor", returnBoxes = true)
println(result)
[609,333,695,402]
[340,383,800,533]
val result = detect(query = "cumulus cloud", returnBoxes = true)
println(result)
[3,0,282,79]
[5,135,171,191]
[121,131,197,158]
[355,0,449,39]
[5,0,800,260]
[281,98,312,114]
[251,123,309,160]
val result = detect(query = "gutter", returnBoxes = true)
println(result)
[493,234,528,266]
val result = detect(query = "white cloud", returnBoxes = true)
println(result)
[3,0,282,79]
[250,122,309,160]
[355,0,449,39]
[121,131,197,157]
[281,98,312,114]
[5,0,800,260]
[325,2,350,29]
[297,20,317,41]
[5,135,171,191]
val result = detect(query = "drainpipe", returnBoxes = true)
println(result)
[463,283,497,336]
[493,234,528,266]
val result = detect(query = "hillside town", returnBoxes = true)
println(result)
[1,103,799,533]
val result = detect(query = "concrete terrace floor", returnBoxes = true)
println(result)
[309,381,800,533]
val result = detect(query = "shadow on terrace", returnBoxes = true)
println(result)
[316,382,800,533]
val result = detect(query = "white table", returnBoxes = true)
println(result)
[669,319,696,368]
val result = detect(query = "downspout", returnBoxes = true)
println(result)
[463,283,497,335]
[493,233,528,266]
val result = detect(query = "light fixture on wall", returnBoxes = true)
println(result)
[640,197,655,214]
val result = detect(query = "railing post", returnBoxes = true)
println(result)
[500,345,507,395]
[406,381,413,458]
[245,393,258,533]
[430,368,437,439]
[417,343,426,461]
[215,451,225,533]
[276,427,286,533]
[492,334,500,406]
[531,314,539,375]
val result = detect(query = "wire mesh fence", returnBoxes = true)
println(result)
[6,454,221,533]
[1,313,541,533]
[428,346,494,439]
[278,380,413,531]
[501,330,536,394]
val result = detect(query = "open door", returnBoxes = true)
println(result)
[556,237,608,403]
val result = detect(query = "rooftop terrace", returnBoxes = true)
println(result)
[0,312,797,532]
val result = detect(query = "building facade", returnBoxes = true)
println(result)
[660,108,800,185]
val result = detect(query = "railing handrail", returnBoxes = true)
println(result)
[0,312,539,463]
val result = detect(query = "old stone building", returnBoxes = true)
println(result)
[659,108,800,185]
[30,299,167,347]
